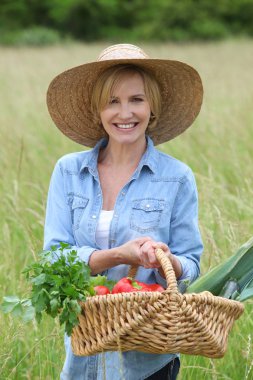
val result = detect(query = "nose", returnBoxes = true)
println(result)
[118,102,133,119]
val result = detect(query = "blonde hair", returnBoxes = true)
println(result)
[91,64,161,130]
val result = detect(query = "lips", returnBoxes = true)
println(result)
[113,123,138,129]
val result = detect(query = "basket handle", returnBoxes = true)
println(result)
[128,265,138,278]
[128,248,178,293]
[155,248,178,292]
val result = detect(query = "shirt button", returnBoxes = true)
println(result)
[92,215,96,219]
[121,191,125,196]
[146,204,150,208]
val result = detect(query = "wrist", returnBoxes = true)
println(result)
[111,247,124,265]
[158,254,182,279]
[171,255,183,279]
[89,247,122,275]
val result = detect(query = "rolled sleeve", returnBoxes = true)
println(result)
[169,169,203,285]
[153,255,198,293]
[77,245,96,264]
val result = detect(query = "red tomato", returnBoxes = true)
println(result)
[112,278,165,294]
[94,285,111,295]
[134,280,151,291]
[134,281,164,292]
[144,283,165,292]
[112,278,141,294]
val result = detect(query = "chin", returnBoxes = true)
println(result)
[115,134,146,145]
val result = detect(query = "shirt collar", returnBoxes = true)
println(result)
[79,136,159,175]
[137,136,159,174]
[79,138,107,175]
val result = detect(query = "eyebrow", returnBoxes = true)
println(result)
[110,93,146,98]
[131,93,146,97]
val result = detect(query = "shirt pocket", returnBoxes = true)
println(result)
[68,195,89,230]
[130,198,165,233]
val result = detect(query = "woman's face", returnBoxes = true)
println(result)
[100,72,151,147]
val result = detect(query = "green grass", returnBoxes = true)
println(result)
[0,40,253,379]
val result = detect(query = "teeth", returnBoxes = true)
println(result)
[116,123,136,129]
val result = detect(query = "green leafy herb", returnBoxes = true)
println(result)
[0,243,115,335]
[0,296,35,322]
[90,275,116,292]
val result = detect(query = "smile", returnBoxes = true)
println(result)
[113,123,138,129]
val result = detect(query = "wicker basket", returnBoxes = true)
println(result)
[71,249,244,358]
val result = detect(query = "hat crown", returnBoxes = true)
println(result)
[97,44,149,62]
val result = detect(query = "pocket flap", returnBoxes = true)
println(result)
[71,196,89,209]
[132,199,164,212]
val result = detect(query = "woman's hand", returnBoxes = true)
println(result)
[139,240,171,269]
[117,236,153,266]
[139,240,183,279]
[89,237,182,278]
[89,236,154,275]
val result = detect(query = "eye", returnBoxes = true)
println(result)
[109,97,118,104]
[132,97,144,102]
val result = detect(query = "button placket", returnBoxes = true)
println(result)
[88,186,103,241]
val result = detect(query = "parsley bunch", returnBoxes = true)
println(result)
[1,243,115,335]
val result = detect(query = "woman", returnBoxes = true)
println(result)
[45,44,203,380]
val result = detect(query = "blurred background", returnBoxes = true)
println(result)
[1,1,253,379]
[1,0,253,45]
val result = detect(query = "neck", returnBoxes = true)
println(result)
[98,138,147,167]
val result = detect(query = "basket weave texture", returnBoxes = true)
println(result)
[71,249,244,358]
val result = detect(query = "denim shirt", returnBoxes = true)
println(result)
[44,136,203,380]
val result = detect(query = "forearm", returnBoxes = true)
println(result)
[89,237,154,275]
[89,248,122,275]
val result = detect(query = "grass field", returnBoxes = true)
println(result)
[0,40,253,380]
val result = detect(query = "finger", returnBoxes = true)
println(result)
[139,241,164,268]
[154,241,167,248]
[139,249,150,267]
[145,248,161,268]
[136,236,153,246]
[154,242,170,252]
[140,249,156,268]
[141,240,154,252]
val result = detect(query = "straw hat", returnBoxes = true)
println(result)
[47,44,203,147]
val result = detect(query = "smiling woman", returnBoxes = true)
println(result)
[99,71,151,151]
[91,64,161,130]
[45,43,204,380]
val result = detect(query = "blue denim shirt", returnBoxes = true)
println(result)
[44,136,203,380]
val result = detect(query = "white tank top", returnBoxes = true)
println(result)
[95,210,114,250]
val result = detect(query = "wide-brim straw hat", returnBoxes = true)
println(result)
[47,44,203,147]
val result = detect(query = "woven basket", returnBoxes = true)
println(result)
[71,249,244,358]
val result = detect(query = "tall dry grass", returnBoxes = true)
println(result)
[0,40,253,379]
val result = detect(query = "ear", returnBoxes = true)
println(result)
[149,112,156,124]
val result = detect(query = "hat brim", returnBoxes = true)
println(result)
[47,58,203,147]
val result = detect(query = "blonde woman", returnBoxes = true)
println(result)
[45,44,203,380]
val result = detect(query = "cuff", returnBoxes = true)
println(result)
[176,256,199,293]
[77,246,97,265]
[176,256,192,281]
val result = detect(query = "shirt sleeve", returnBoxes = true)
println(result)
[43,160,96,264]
[167,168,203,288]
